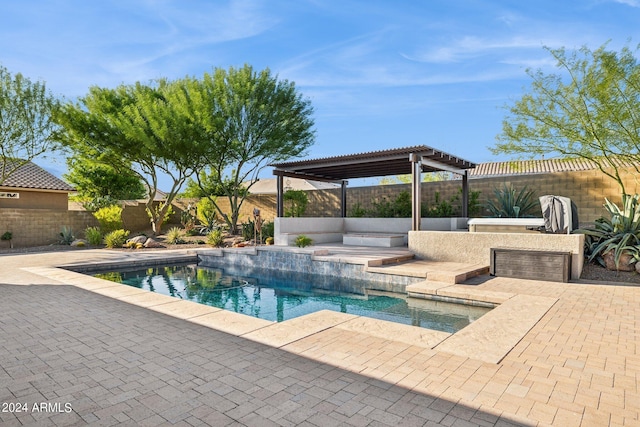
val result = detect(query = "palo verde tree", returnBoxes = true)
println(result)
[0,65,60,183]
[64,152,146,210]
[492,42,640,196]
[54,78,207,234]
[189,65,315,234]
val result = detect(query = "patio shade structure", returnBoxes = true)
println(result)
[271,145,476,231]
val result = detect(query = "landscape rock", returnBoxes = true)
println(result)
[603,251,636,272]
[144,238,163,248]
[128,235,148,244]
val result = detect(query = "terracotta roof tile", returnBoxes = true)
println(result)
[1,160,74,192]
[469,157,637,178]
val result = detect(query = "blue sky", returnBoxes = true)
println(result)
[2,0,640,188]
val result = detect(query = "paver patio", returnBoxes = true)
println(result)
[0,248,638,426]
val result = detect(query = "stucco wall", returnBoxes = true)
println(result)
[408,230,585,279]
[0,188,69,210]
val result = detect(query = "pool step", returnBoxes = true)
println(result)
[366,253,415,267]
[407,280,512,305]
[366,260,489,284]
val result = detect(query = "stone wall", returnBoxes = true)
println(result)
[290,168,638,224]
[177,167,636,226]
[0,209,98,248]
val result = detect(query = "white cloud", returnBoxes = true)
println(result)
[611,0,640,6]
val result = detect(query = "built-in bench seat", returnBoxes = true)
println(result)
[275,232,343,246]
[343,233,405,247]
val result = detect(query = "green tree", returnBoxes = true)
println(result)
[65,153,145,206]
[284,190,308,217]
[378,172,452,185]
[0,65,60,183]
[492,43,640,196]
[194,65,315,234]
[54,78,207,234]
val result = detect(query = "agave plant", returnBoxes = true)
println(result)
[485,184,539,218]
[578,194,640,270]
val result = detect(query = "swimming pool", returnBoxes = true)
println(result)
[95,263,490,333]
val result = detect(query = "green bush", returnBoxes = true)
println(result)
[349,203,366,217]
[104,229,130,248]
[84,226,103,246]
[242,219,255,241]
[166,227,185,245]
[261,221,274,240]
[93,205,124,233]
[206,229,225,247]
[295,234,313,248]
[424,192,457,218]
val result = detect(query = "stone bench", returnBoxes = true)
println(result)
[275,232,343,246]
[342,233,405,248]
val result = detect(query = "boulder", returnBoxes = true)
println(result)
[127,235,147,245]
[603,251,636,272]
[144,238,163,248]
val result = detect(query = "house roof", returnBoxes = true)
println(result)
[1,160,74,192]
[469,157,639,178]
[271,145,476,181]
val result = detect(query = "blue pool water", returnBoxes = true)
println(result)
[95,263,490,333]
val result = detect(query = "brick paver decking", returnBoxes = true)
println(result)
[0,249,638,426]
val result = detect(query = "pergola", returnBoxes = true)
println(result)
[271,145,476,231]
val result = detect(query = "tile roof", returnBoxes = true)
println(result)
[469,157,637,178]
[1,160,74,192]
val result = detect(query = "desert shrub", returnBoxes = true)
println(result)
[485,184,538,218]
[59,226,75,245]
[370,191,412,218]
[104,229,130,248]
[196,198,220,235]
[206,229,225,247]
[166,227,186,245]
[295,235,313,248]
[349,203,367,217]
[578,194,640,269]
[261,221,274,240]
[93,205,124,233]
[265,236,274,245]
[241,219,255,241]
[84,226,103,246]
[424,192,457,218]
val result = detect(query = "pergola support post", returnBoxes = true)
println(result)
[410,154,422,231]
[341,181,348,218]
[276,175,284,217]
[461,170,469,217]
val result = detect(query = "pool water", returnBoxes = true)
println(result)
[95,263,490,333]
